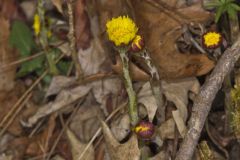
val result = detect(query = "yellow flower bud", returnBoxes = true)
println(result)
[33,14,41,36]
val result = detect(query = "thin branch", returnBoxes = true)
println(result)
[175,36,240,160]
[67,0,84,79]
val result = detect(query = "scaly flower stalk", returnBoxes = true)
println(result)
[119,48,139,126]
[106,16,139,126]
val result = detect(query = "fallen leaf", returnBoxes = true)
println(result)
[112,56,150,81]
[101,121,140,160]
[26,114,56,156]
[0,134,14,153]
[138,82,158,122]
[0,154,13,160]
[92,77,122,114]
[51,0,63,14]
[111,114,130,141]
[162,78,200,121]
[75,0,91,49]
[20,1,36,20]
[66,129,95,160]
[51,155,65,160]
[149,151,168,160]
[70,103,104,142]
[133,1,215,79]
[161,77,200,137]
[24,85,91,127]
[158,118,176,140]
[172,110,186,137]
[78,37,122,114]
[78,39,106,76]
[8,137,30,160]
[46,76,76,97]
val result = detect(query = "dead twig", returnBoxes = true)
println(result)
[175,36,240,160]
[67,0,84,79]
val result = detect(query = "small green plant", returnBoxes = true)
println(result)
[205,0,240,23]
[230,85,240,138]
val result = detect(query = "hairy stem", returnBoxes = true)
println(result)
[119,49,139,126]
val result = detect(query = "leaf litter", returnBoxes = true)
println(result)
[0,0,238,159]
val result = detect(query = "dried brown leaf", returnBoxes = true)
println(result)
[133,2,215,79]
[70,104,104,142]
[26,114,56,156]
[51,0,63,14]
[158,118,176,140]
[112,56,150,81]
[25,85,91,127]
[110,114,130,141]
[101,121,140,160]
[138,82,158,122]
[161,78,200,137]
[66,129,95,160]
[74,0,91,49]
[46,76,76,97]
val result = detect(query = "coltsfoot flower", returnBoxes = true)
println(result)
[202,31,222,49]
[131,35,144,52]
[106,16,138,46]
[33,14,41,36]
[134,121,154,139]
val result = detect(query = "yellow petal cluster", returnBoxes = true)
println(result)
[135,125,151,132]
[33,14,41,36]
[106,16,138,46]
[203,31,222,48]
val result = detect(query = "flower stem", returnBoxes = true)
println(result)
[119,48,139,126]
[37,0,59,75]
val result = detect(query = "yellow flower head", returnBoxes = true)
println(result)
[33,14,41,36]
[106,16,138,46]
[202,31,222,49]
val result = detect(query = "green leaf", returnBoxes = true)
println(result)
[215,6,225,22]
[220,0,226,4]
[204,1,221,9]
[17,55,45,77]
[46,49,59,75]
[9,21,35,56]
[227,6,238,20]
[230,3,240,11]
[57,60,71,75]
[42,74,52,84]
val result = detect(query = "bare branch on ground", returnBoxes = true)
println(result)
[175,36,240,160]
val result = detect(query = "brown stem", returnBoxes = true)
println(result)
[67,0,84,79]
[175,36,240,160]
